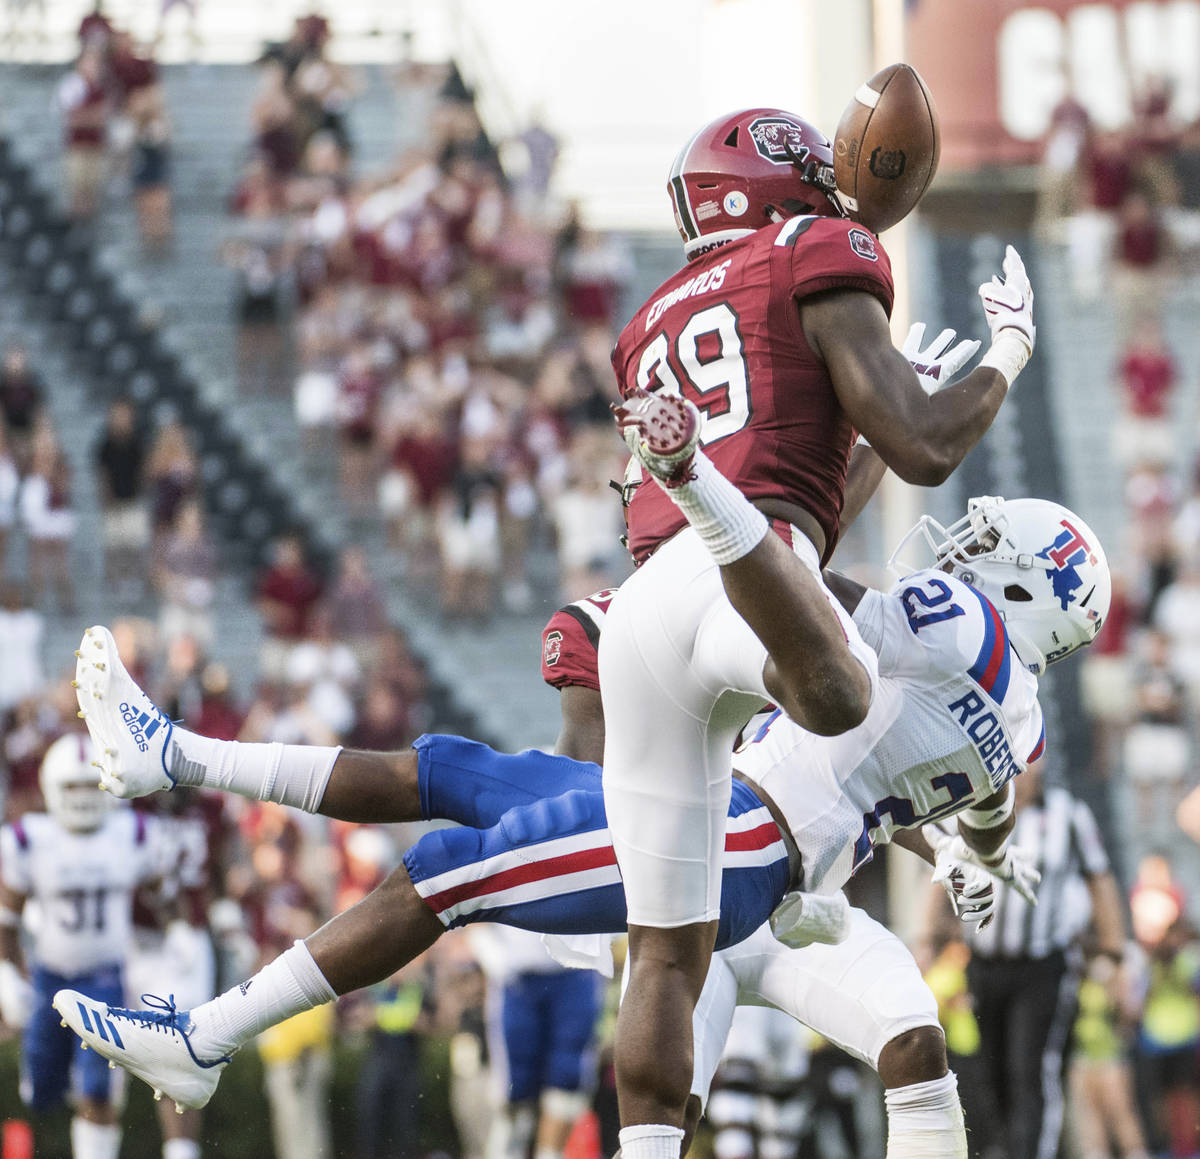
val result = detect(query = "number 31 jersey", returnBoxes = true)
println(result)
[612,216,894,565]
[735,568,1045,896]
[0,810,164,976]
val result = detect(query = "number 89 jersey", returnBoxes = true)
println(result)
[0,810,163,977]
[612,216,894,565]
[734,568,1044,896]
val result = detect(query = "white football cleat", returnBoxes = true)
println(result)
[53,990,229,1111]
[75,625,175,798]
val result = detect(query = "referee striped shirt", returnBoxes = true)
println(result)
[968,786,1110,960]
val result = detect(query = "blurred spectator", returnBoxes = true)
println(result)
[324,545,386,657]
[437,950,493,1159]
[76,2,113,51]
[1113,316,1176,469]
[256,906,334,1159]
[1127,464,1178,622]
[924,764,1126,1159]
[0,343,44,472]
[437,439,501,622]
[255,534,324,681]
[145,419,198,538]
[378,406,458,564]
[56,46,108,221]
[550,435,627,600]
[1133,909,1200,1159]
[353,962,430,1159]
[0,424,20,575]
[0,582,44,714]
[1068,950,1150,1159]
[128,81,173,249]
[190,662,244,742]
[154,499,218,647]
[94,397,149,600]
[1114,192,1168,322]
[1036,95,1090,227]
[1152,554,1200,702]
[285,605,360,738]
[1124,629,1193,835]
[346,684,412,752]
[19,430,75,614]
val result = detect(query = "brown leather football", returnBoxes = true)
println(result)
[833,63,940,234]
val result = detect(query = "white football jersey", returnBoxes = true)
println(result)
[0,810,165,976]
[735,569,1044,896]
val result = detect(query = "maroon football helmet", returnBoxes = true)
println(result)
[668,108,845,259]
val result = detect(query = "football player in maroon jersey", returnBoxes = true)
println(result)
[598,106,1035,1159]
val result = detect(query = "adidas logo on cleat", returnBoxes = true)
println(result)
[119,703,162,753]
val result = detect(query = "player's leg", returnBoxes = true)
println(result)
[535,970,602,1159]
[720,916,967,1159]
[614,392,872,735]
[54,787,622,1108]
[598,535,772,1158]
[75,627,598,823]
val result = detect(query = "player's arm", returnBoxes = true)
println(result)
[0,885,33,1030]
[840,442,887,531]
[555,684,605,764]
[801,289,1008,486]
[955,784,1016,863]
[1084,870,1127,964]
[892,828,935,865]
[0,885,26,972]
[820,570,867,617]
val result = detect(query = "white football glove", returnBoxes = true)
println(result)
[930,846,998,928]
[925,822,1042,907]
[902,323,981,396]
[978,244,1035,352]
[972,842,1041,906]
[0,961,34,1029]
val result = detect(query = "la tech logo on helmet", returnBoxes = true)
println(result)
[1036,520,1096,612]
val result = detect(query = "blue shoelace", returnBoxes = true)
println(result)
[107,994,231,1069]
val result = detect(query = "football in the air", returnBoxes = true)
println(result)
[833,63,940,235]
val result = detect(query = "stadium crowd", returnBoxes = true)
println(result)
[2,13,1200,1159]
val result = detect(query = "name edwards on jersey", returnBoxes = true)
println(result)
[645,258,732,330]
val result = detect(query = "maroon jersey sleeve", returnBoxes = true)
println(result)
[782,216,894,317]
[540,590,616,691]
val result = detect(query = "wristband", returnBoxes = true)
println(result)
[979,329,1032,388]
[961,788,1014,831]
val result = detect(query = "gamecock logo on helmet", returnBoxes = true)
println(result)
[868,147,907,180]
[543,630,563,668]
[748,117,811,166]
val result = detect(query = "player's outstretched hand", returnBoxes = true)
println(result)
[976,842,1041,905]
[978,244,1035,353]
[931,845,997,928]
[901,323,981,396]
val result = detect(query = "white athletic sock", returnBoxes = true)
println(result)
[167,729,340,814]
[163,1140,202,1159]
[659,452,769,566]
[70,1118,121,1159]
[618,1125,684,1159]
[187,940,336,1058]
[884,1072,967,1159]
